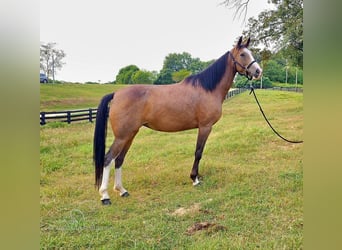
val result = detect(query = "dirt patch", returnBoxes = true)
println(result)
[185,222,227,235]
[171,203,201,216]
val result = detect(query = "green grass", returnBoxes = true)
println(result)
[40,85,303,249]
[272,82,303,88]
[40,83,126,111]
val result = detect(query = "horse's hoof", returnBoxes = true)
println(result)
[193,181,201,186]
[192,177,201,186]
[121,191,130,197]
[101,198,112,205]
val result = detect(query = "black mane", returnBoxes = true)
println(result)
[185,51,230,91]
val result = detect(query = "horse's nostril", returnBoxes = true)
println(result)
[256,69,260,74]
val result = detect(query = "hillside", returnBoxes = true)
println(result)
[40,83,127,111]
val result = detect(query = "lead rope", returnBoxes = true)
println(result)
[247,80,303,144]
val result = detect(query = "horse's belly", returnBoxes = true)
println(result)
[144,112,198,132]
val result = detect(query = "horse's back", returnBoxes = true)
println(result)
[109,83,221,133]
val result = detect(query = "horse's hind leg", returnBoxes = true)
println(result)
[98,148,118,205]
[113,138,134,197]
[99,155,113,205]
[99,135,137,203]
[98,138,128,204]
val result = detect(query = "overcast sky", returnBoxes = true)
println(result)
[40,0,271,83]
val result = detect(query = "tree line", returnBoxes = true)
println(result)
[39,43,303,86]
[113,49,303,86]
[113,52,214,85]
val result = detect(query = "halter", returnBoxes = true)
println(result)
[229,52,257,80]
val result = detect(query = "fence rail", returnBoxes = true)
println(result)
[40,108,97,125]
[225,88,247,99]
[39,88,247,126]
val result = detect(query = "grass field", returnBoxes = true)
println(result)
[40,83,125,111]
[40,84,303,249]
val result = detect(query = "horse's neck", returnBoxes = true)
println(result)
[215,59,236,102]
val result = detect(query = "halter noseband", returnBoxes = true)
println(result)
[229,52,257,80]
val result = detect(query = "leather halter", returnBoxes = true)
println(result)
[229,52,257,80]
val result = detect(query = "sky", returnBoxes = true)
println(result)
[40,0,271,83]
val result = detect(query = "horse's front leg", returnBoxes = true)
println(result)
[190,126,212,186]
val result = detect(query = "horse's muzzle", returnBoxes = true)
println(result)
[252,68,262,80]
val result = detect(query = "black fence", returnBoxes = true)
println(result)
[225,88,248,99]
[39,88,249,126]
[40,108,97,125]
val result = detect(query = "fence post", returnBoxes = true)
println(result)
[67,111,71,124]
[89,108,93,123]
[40,112,46,125]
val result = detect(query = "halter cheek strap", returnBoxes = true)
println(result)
[229,52,257,80]
[247,60,257,70]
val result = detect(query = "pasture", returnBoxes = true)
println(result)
[40,83,125,111]
[40,84,303,249]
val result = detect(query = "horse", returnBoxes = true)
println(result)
[93,36,262,205]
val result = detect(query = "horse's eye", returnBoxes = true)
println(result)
[240,53,245,57]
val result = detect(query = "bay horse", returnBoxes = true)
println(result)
[93,36,262,205]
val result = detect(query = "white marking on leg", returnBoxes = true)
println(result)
[193,177,200,186]
[114,167,128,196]
[99,161,112,200]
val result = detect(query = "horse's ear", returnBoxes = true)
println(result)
[237,36,243,48]
[246,37,251,47]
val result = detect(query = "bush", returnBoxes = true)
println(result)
[234,75,273,89]
[251,76,273,88]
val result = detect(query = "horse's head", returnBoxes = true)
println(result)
[231,36,262,80]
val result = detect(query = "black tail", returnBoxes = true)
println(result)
[93,93,114,189]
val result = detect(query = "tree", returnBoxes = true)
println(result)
[154,52,212,84]
[190,59,214,74]
[154,69,173,85]
[162,52,210,74]
[222,0,303,69]
[263,59,285,82]
[131,70,156,84]
[220,0,252,23]
[243,0,303,68]
[40,42,66,82]
[115,65,140,84]
[172,69,192,82]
